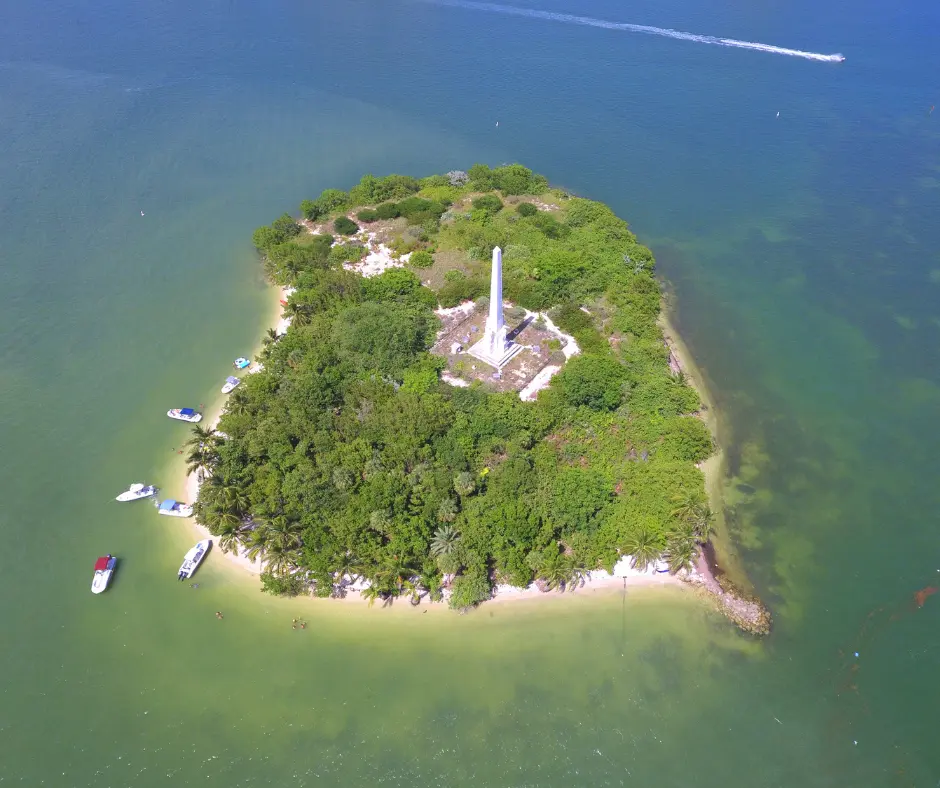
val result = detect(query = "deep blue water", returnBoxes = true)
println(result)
[1,0,938,785]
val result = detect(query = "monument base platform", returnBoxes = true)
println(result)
[467,337,523,369]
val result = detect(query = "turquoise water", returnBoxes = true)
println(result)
[1,0,938,784]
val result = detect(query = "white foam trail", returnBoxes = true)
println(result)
[425,0,845,63]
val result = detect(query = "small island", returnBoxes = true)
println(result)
[186,165,769,632]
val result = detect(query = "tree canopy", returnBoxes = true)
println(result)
[203,165,713,609]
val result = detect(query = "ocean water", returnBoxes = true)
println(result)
[1,0,938,785]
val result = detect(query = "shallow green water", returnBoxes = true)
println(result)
[2,0,939,785]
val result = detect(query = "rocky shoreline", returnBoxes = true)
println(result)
[685,542,772,635]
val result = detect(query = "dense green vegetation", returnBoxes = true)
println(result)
[193,166,713,609]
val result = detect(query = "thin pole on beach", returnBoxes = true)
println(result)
[620,577,627,657]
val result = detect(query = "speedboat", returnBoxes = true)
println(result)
[178,539,211,580]
[91,554,117,594]
[115,482,157,502]
[157,499,194,518]
[221,376,240,394]
[233,357,250,369]
[167,408,203,423]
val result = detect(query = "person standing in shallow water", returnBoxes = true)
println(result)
[215,611,223,619]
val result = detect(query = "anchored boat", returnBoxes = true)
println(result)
[221,376,241,394]
[178,539,211,580]
[167,408,203,423]
[157,499,194,518]
[115,483,157,502]
[91,555,117,594]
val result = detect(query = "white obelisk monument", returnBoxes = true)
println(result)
[469,246,522,368]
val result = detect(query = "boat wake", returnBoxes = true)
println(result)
[423,0,845,63]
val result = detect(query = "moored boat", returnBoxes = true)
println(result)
[233,357,250,369]
[178,539,211,580]
[115,482,157,502]
[167,408,203,423]
[91,554,117,594]
[221,376,241,394]
[157,499,194,518]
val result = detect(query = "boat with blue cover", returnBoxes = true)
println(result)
[221,376,240,394]
[157,499,194,518]
[233,357,250,369]
[167,407,202,423]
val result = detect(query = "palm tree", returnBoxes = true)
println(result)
[671,493,713,543]
[671,491,704,523]
[453,472,476,497]
[285,300,312,327]
[623,527,665,572]
[360,584,382,607]
[262,327,279,347]
[244,527,269,564]
[216,516,247,555]
[259,515,303,552]
[430,524,461,557]
[537,550,574,591]
[333,552,363,583]
[263,543,302,577]
[184,426,219,476]
[690,505,713,542]
[202,476,248,519]
[665,529,696,574]
[225,390,250,417]
[437,497,459,523]
[375,555,417,595]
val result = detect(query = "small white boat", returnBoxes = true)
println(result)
[221,376,241,394]
[115,482,157,502]
[91,554,117,594]
[167,408,203,423]
[178,539,211,580]
[157,499,194,518]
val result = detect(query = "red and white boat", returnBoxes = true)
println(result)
[91,555,117,594]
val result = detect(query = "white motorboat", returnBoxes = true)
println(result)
[115,483,157,502]
[167,408,203,423]
[157,499,194,518]
[178,539,211,580]
[221,376,241,394]
[91,554,117,594]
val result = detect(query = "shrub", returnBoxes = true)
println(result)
[492,164,547,195]
[357,208,379,223]
[472,194,503,216]
[299,199,320,221]
[251,213,302,250]
[437,276,487,308]
[375,202,401,220]
[448,567,492,610]
[333,216,359,236]
[516,202,538,217]
[468,163,496,191]
[329,244,365,265]
[348,174,420,205]
[409,250,434,268]
[260,571,307,597]
[552,355,629,411]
